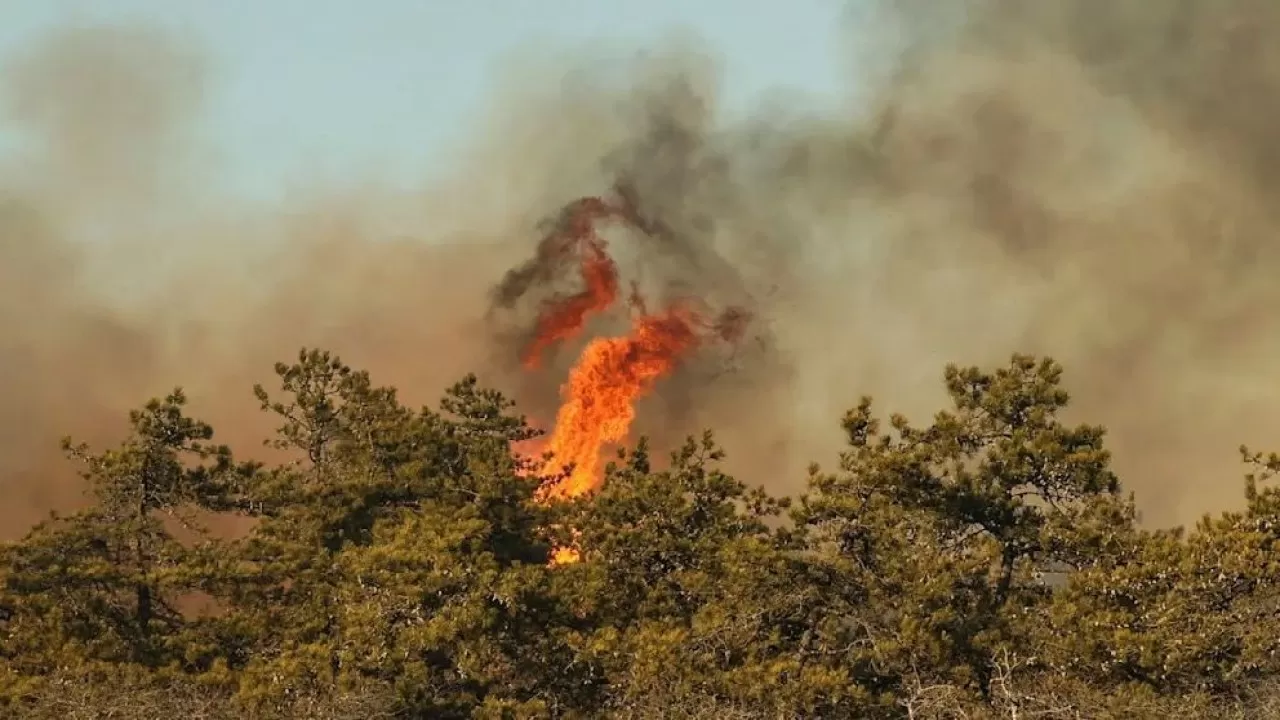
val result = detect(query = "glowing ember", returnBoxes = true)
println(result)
[550,548,580,565]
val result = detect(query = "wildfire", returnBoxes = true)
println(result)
[519,194,635,369]
[512,188,751,563]
[538,305,701,499]
[521,235,618,369]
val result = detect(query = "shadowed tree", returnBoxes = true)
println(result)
[1040,445,1280,696]
[550,434,870,718]
[796,354,1125,703]
[204,349,577,717]
[0,389,246,692]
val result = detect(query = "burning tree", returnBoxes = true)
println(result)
[512,187,754,501]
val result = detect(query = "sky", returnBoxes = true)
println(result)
[0,0,852,200]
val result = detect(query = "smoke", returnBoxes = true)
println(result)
[488,0,1280,527]
[0,24,526,536]
[3,3,1279,536]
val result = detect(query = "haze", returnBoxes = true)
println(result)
[2,0,1278,536]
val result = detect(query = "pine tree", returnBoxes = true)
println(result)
[209,350,576,717]
[797,355,1124,704]
[0,389,244,695]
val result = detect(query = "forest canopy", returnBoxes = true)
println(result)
[3,349,1280,719]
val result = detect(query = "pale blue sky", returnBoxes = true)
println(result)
[1,1,852,200]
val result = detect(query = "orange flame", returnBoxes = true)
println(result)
[520,195,631,369]
[513,189,752,565]
[522,236,618,369]
[539,306,701,500]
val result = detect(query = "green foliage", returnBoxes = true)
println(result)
[0,390,245,690]
[4,349,1280,718]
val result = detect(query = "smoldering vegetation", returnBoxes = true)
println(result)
[2,1,1279,534]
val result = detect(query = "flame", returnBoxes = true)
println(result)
[520,195,629,369]
[522,235,618,369]
[550,547,581,565]
[512,189,752,564]
[539,305,701,500]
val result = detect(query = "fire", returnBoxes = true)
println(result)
[519,195,632,369]
[521,235,618,369]
[550,546,581,565]
[538,306,701,500]
[511,188,752,564]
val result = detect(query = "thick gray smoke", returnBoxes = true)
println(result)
[3,3,1279,537]
[488,0,1280,526]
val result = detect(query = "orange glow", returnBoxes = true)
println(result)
[520,195,631,369]
[550,547,581,565]
[539,306,700,500]
[513,189,751,565]
[521,236,618,369]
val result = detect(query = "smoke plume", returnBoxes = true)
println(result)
[3,3,1280,535]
